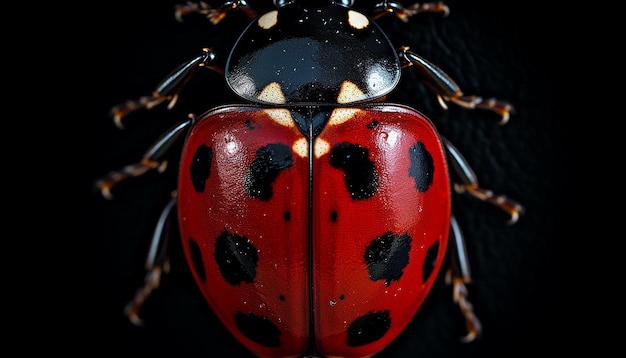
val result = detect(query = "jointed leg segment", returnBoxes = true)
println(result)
[444,138,524,225]
[124,194,178,326]
[398,47,514,125]
[111,48,222,129]
[370,1,449,21]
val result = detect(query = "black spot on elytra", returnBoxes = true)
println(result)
[188,237,206,282]
[329,142,378,200]
[339,294,345,300]
[190,144,213,193]
[244,143,293,201]
[214,231,258,285]
[234,312,281,347]
[244,119,260,130]
[364,231,412,286]
[284,211,291,222]
[279,295,285,301]
[366,120,379,129]
[330,210,338,222]
[347,311,391,347]
[408,142,435,192]
[422,240,440,283]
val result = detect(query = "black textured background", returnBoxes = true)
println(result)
[89,1,573,356]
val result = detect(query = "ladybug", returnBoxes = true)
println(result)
[96,1,524,357]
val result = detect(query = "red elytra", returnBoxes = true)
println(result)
[177,104,450,358]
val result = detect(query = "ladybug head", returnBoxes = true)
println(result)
[274,0,354,8]
[226,2,400,106]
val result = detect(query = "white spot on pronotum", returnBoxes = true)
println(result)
[366,64,388,93]
[293,138,308,158]
[337,81,366,103]
[258,10,278,29]
[258,82,286,103]
[263,109,294,127]
[348,10,369,30]
[328,108,362,125]
[314,138,330,158]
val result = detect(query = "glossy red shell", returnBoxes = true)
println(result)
[177,104,450,358]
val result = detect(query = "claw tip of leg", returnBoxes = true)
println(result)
[113,115,125,130]
[102,190,113,200]
[460,332,477,343]
[498,112,510,125]
[174,10,184,22]
[507,212,520,225]
[129,315,144,326]
[95,182,113,200]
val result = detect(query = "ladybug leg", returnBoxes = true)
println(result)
[124,194,177,326]
[174,1,258,24]
[446,215,482,342]
[111,48,222,128]
[443,138,525,224]
[370,1,449,21]
[398,47,514,124]
[95,119,192,199]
